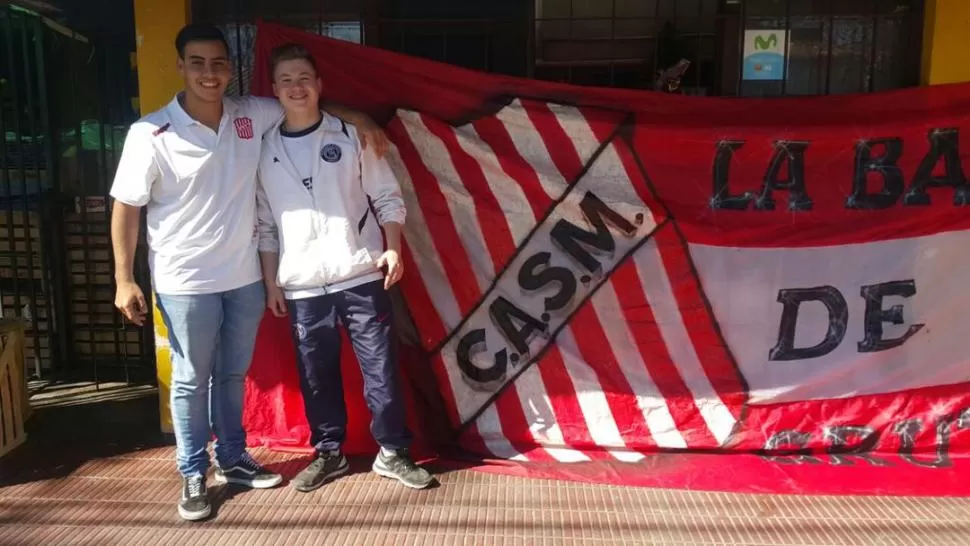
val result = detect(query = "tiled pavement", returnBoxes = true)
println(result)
[2,384,970,545]
[3,444,970,545]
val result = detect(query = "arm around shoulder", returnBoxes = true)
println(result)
[247,96,284,135]
[323,101,389,157]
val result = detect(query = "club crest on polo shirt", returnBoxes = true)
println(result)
[321,143,342,163]
[295,323,307,340]
[234,117,254,139]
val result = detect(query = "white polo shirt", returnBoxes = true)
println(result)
[110,94,283,295]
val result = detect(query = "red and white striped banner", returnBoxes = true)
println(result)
[387,101,745,461]
[245,22,970,491]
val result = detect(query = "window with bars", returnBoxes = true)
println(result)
[212,22,362,96]
[533,0,720,93]
[194,0,922,98]
[193,0,522,96]
[533,0,922,96]
[193,0,364,96]
[730,0,923,96]
[1,5,151,379]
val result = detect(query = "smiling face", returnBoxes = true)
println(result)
[272,58,321,116]
[177,40,231,103]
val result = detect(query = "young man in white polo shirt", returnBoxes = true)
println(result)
[110,25,388,521]
[255,43,434,492]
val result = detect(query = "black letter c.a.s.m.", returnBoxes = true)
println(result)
[455,328,507,392]
[517,251,578,313]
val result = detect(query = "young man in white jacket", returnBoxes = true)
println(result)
[256,43,434,491]
[111,25,389,521]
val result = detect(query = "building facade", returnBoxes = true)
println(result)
[165,0,966,99]
[1,0,965,433]
[134,0,970,432]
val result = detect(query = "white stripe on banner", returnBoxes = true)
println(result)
[555,328,643,462]
[495,100,568,198]
[513,365,591,462]
[633,240,737,445]
[612,451,646,463]
[521,105,648,461]
[689,231,970,405]
[400,111,494,294]
[388,143,463,329]
[400,111,523,453]
[389,128,482,447]
[436,342,524,458]
[548,103,603,167]
[452,123,534,245]
[397,101,677,461]
[568,138,680,447]
[513,105,650,462]
[589,281,688,449]
[451,117,591,462]
[475,402,528,461]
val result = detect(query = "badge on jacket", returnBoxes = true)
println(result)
[321,143,342,163]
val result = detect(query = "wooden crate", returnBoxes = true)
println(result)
[0,319,28,458]
[3,291,52,371]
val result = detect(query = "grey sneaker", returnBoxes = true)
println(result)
[178,475,210,521]
[291,451,350,492]
[213,452,283,489]
[372,449,435,489]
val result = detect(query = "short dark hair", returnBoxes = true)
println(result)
[269,43,318,77]
[175,24,229,58]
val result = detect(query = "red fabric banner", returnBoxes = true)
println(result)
[244,20,970,494]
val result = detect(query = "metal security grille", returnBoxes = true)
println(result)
[193,0,522,96]
[533,0,722,92]
[193,0,364,96]
[196,0,922,98]
[731,0,923,96]
[0,5,152,384]
[533,0,923,95]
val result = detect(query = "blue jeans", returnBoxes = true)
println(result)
[156,281,266,477]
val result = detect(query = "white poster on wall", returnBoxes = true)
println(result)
[743,29,787,81]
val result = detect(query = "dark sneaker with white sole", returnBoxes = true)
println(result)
[178,475,210,521]
[290,451,350,492]
[214,452,283,489]
[372,449,435,489]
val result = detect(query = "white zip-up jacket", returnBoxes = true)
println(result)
[256,113,406,299]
